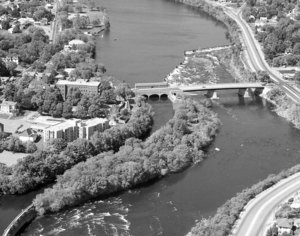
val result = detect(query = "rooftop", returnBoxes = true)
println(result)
[68,39,86,45]
[276,218,293,228]
[79,118,108,127]
[1,101,16,106]
[56,79,101,87]
[45,119,80,132]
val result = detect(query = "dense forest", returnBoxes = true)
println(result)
[0,99,153,195]
[33,98,220,214]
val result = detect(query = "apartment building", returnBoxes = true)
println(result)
[44,118,109,145]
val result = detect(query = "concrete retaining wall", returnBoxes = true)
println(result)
[2,204,37,236]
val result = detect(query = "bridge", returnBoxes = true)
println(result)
[134,82,265,100]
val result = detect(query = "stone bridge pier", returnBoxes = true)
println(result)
[205,90,219,99]
[238,88,251,98]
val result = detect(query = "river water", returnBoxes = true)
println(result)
[2,0,300,235]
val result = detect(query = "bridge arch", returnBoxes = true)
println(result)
[149,94,160,100]
[141,94,149,99]
[160,94,168,100]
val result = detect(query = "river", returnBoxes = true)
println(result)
[2,0,300,235]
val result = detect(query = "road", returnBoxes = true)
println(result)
[232,173,300,236]
[223,5,300,104]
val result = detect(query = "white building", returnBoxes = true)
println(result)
[0,101,16,114]
[2,56,19,65]
[291,191,300,208]
[44,118,109,144]
[78,118,109,140]
[64,39,86,51]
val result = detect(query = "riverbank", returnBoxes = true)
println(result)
[188,165,300,236]
[263,86,300,129]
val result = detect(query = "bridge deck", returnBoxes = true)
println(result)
[179,83,264,92]
[134,83,265,93]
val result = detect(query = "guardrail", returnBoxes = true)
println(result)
[2,203,37,236]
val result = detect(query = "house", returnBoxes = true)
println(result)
[291,191,300,208]
[276,218,293,234]
[68,39,86,46]
[294,219,300,228]
[64,39,86,51]
[0,101,16,114]
[19,128,38,142]
[2,56,19,65]
[0,77,10,83]
[18,17,35,27]
[40,18,48,25]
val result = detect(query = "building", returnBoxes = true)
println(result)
[19,128,38,142]
[78,118,109,139]
[291,191,300,208]
[64,39,86,51]
[56,80,101,99]
[44,118,109,144]
[0,101,16,114]
[2,56,19,65]
[44,120,80,144]
[276,218,293,234]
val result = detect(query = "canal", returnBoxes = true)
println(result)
[2,0,300,235]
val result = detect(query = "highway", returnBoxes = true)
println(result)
[223,5,300,104]
[232,173,300,236]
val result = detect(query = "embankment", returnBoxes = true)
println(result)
[2,204,36,236]
[263,85,300,128]
[188,165,300,236]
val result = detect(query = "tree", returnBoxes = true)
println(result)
[3,83,16,101]
[75,95,90,119]
[52,102,63,117]
[293,43,300,55]
[67,87,82,105]
[48,138,68,152]
[72,15,90,29]
[257,71,272,83]
[6,61,17,76]
[62,99,73,119]
[294,71,300,83]
[12,24,21,34]
[11,8,20,18]
[100,89,116,104]
[88,103,107,118]
[1,20,10,30]
[25,142,37,153]
[115,83,134,100]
